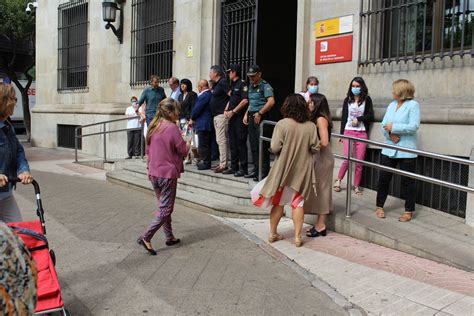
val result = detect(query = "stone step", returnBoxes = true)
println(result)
[106,170,268,219]
[119,164,255,206]
[183,165,254,190]
[178,175,251,206]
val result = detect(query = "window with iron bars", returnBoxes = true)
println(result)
[359,0,474,65]
[57,0,89,91]
[130,0,174,87]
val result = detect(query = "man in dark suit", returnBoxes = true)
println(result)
[190,80,213,170]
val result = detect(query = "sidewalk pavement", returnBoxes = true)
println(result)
[13,142,474,315]
[13,144,352,315]
[223,217,474,315]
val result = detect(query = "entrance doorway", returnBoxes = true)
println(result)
[220,0,298,119]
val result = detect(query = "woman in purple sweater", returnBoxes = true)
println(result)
[137,98,190,255]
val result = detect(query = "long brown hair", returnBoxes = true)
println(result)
[146,98,181,145]
[309,94,333,128]
[0,83,16,120]
[281,94,310,123]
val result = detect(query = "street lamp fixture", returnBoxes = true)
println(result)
[102,0,125,44]
[25,1,39,15]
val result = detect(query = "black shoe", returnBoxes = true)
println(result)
[197,163,211,170]
[137,238,157,255]
[252,176,260,182]
[125,156,133,159]
[306,226,327,238]
[244,172,257,179]
[234,170,247,177]
[165,238,181,246]
[223,169,237,175]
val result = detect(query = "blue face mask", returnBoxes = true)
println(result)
[308,85,319,94]
[351,87,362,95]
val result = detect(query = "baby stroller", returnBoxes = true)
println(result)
[7,179,68,315]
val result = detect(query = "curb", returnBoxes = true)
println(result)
[216,216,367,316]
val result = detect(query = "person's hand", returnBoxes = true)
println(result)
[390,133,401,143]
[243,113,249,125]
[253,112,262,125]
[383,123,393,132]
[0,174,7,187]
[188,120,194,126]
[18,172,33,185]
[351,118,359,127]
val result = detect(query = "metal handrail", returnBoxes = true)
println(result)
[74,116,144,163]
[258,120,474,218]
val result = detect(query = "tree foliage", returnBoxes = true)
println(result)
[0,0,36,138]
[0,0,35,41]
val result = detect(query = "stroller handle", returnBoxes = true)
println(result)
[8,178,40,195]
[7,178,46,234]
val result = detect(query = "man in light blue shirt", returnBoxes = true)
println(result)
[168,77,182,101]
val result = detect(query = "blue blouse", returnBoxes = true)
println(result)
[380,99,420,159]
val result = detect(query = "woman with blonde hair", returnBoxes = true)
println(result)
[0,83,33,223]
[137,98,190,255]
[376,79,420,222]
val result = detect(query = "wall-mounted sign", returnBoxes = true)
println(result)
[315,15,353,38]
[315,34,353,64]
[187,45,193,58]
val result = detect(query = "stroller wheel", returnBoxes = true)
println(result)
[50,249,56,266]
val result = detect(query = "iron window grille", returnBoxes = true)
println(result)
[220,0,257,77]
[361,149,468,218]
[130,0,175,87]
[359,0,473,66]
[57,0,89,91]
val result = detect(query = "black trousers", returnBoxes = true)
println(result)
[197,130,212,166]
[228,113,248,173]
[376,155,416,212]
[127,130,142,157]
[247,112,270,176]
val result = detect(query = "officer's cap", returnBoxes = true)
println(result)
[226,64,242,74]
[247,65,261,76]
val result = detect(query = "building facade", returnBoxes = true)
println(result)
[33,0,473,223]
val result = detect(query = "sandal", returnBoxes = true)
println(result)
[295,236,303,247]
[399,212,414,222]
[306,226,327,238]
[268,233,284,243]
[333,179,341,192]
[375,207,386,219]
[354,187,363,195]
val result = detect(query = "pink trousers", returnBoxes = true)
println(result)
[337,130,368,187]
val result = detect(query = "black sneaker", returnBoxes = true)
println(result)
[234,170,247,177]
[197,163,211,170]
[222,169,237,175]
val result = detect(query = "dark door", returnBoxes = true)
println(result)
[221,0,298,120]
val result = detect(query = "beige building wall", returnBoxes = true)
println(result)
[33,0,219,158]
[295,0,474,158]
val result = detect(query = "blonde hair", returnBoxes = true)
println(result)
[0,83,16,120]
[146,98,181,145]
[392,79,415,101]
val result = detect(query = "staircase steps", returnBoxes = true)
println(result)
[106,162,267,219]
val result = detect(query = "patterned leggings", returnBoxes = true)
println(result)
[141,177,178,242]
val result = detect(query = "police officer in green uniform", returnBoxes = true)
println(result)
[223,64,249,177]
[243,65,275,181]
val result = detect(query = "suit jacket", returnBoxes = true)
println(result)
[381,99,420,159]
[178,91,197,120]
[190,90,212,132]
